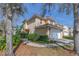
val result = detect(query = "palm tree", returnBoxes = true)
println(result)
[41,3,79,55]
[0,3,26,56]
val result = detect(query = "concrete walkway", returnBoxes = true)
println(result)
[26,42,46,47]
[23,39,74,48]
[26,42,58,48]
[53,39,74,46]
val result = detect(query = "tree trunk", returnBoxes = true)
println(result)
[73,4,79,55]
[5,4,14,56]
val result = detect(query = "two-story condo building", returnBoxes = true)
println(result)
[22,15,63,40]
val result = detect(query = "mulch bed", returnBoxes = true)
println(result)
[0,50,5,56]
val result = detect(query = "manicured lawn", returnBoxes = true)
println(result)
[63,36,73,40]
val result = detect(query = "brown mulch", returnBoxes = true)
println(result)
[15,42,75,56]
[0,50,5,56]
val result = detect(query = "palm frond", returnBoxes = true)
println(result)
[41,3,56,17]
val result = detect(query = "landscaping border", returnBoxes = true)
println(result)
[13,40,22,53]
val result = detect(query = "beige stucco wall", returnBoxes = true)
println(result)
[41,20,45,25]
[35,28,48,35]
[47,20,51,24]
[35,18,51,25]
[23,22,28,29]
[35,18,41,26]
[28,22,35,33]
[41,20,51,25]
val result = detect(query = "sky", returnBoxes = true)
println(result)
[0,3,74,28]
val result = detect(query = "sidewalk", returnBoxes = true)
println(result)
[26,42,58,48]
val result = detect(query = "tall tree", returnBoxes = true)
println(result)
[0,3,26,56]
[73,4,79,55]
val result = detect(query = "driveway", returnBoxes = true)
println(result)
[22,39,74,48]
[52,39,74,46]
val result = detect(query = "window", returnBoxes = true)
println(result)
[40,21,42,24]
[45,20,48,24]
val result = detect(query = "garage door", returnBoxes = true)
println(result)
[49,29,58,40]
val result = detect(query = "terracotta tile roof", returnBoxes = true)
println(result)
[25,15,55,22]
[35,24,63,30]
[24,15,63,30]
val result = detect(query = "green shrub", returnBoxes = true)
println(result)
[37,35,49,43]
[28,34,49,44]
[0,36,6,50]
[28,33,40,41]
[38,35,48,40]
[20,32,29,38]
[13,34,21,47]
[63,36,73,40]
[0,35,21,50]
[0,27,22,50]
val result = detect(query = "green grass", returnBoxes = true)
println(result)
[63,36,73,40]
[33,40,49,44]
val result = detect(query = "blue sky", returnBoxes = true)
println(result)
[17,4,74,27]
[12,4,74,28]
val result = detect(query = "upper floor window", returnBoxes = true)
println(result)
[40,21,42,24]
[44,20,48,24]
